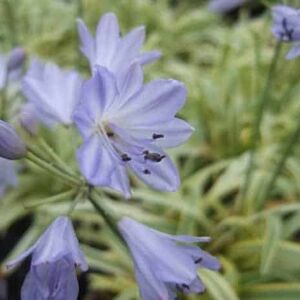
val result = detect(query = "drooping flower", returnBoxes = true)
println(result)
[118,217,220,299]
[73,65,193,198]
[7,216,88,300]
[208,0,246,14]
[272,5,300,60]
[77,12,160,79]
[0,120,26,160]
[0,158,17,197]
[22,59,83,126]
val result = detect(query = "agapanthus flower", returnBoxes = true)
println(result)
[118,217,220,299]
[0,120,26,160]
[22,59,83,126]
[73,65,193,198]
[7,216,88,300]
[0,158,17,197]
[208,0,246,14]
[77,12,160,80]
[272,5,300,60]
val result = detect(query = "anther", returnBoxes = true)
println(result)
[152,133,164,140]
[143,169,151,175]
[143,151,166,162]
[194,257,203,264]
[182,284,190,290]
[107,131,114,138]
[121,154,131,162]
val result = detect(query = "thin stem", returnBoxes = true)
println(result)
[26,151,81,186]
[24,189,76,208]
[0,74,9,120]
[235,41,282,212]
[68,188,85,215]
[256,119,300,209]
[37,137,78,177]
[88,190,126,245]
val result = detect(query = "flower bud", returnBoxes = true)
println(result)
[19,103,38,136]
[7,47,26,72]
[0,120,26,160]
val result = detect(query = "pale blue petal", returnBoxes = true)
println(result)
[122,118,193,148]
[95,13,119,68]
[110,26,145,73]
[116,79,187,126]
[286,43,300,60]
[77,18,94,63]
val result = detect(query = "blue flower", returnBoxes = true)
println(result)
[208,0,246,14]
[0,158,17,197]
[272,5,300,60]
[77,12,160,78]
[118,217,220,299]
[22,59,83,126]
[73,65,193,198]
[0,120,26,160]
[7,216,88,300]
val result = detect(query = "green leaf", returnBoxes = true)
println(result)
[260,214,282,274]
[199,269,239,300]
[241,283,300,300]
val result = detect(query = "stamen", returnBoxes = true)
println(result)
[143,169,151,175]
[107,131,114,138]
[282,18,294,41]
[143,150,166,162]
[152,133,164,139]
[121,154,131,162]
[182,284,190,290]
[194,257,203,264]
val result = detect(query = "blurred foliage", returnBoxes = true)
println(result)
[0,0,300,299]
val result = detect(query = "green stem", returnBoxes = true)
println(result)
[88,190,126,245]
[256,119,300,209]
[235,41,282,212]
[24,189,76,208]
[68,188,85,215]
[37,137,78,177]
[26,151,81,186]
[0,74,8,120]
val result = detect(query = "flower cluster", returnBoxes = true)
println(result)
[1,3,300,299]
[2,12,222,300]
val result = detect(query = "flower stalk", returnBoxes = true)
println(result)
[256,118,300,209]
[88,189,126,245]
[236,41,282,212]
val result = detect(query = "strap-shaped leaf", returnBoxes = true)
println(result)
[199,269,239,300]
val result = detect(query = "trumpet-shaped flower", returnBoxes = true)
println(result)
[77,12,160,80]
[22,59,83,126]
[7,216,88,300]
[272,5,300,60]
[0,120,26,160]
[0,158,17,197]
[118,217,220,299]
[73,65,193,198]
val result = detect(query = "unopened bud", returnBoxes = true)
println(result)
[0,120,27,160]
[19,103,38,136]
[7,48,26,72]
